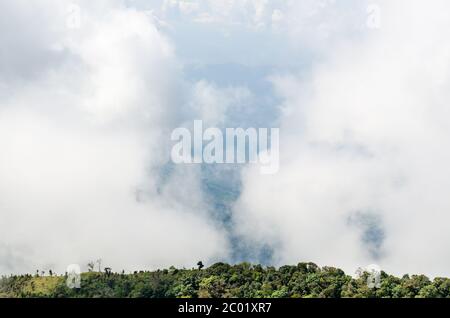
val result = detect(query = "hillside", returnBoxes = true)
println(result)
[1,263,449,298]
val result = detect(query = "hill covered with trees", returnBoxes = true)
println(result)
[1,262,449,298]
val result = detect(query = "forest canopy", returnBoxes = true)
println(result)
[1,262,449,298]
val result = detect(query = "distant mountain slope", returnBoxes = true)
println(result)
[1,263,449,298]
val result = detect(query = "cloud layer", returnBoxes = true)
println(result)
[233,0,450,276]
[1,0,450,277]
[0,0,229,274]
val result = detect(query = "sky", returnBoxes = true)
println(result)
[1,0,450,277]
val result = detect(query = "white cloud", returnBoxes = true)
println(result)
[234,0,450,277]
[0,0,228,274]
[188,81,253,127]
[2,0,450,278]
[159,0,273,28]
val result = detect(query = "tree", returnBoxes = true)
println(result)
[2,262,450,298]
[87,261,95,272]
[105,268,112,277]
[197,261,205,270]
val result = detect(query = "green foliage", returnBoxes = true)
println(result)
[1,263,449,298]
